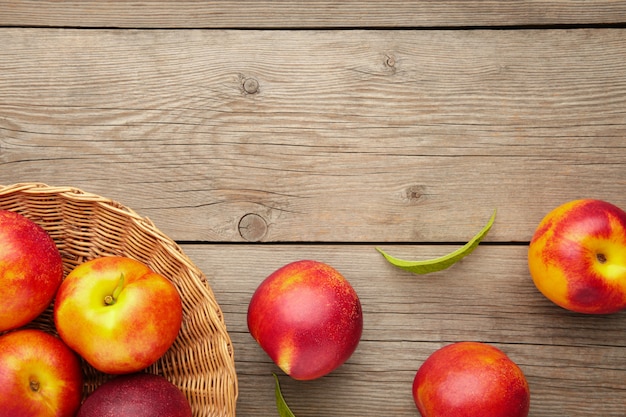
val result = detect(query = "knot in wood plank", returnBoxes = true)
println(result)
[242,77,260,94]
[238,213,268,241]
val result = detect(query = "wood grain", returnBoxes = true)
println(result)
[183,244,626,417]
[1,8,626,416]
[1,28,625,243]
[1,1,626,28]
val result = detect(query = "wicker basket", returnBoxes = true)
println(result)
[0,183,238,417]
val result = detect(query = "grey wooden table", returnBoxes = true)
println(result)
[1,2,625,416]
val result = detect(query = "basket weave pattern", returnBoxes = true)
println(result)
[0,183,238,417]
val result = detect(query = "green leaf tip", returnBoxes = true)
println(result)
[377,209,496,275]
[274,373,296,417]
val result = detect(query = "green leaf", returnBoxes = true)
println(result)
[274,373,296,417]
[376,210,496,274]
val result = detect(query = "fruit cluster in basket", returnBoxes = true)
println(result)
[0,210,192,417]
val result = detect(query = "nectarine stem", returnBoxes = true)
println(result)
[30,379,40,392]
[104,273,125,306]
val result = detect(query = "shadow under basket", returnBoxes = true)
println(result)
[0,183,238,417]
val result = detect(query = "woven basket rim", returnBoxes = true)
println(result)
[0,182,238,417]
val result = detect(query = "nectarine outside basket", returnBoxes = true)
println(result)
[0,182,238,417]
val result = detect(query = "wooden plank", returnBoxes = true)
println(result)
[1,28,626,242]
[182,243,626,416]
[1,1,626,28]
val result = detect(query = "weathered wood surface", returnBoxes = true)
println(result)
[187,244,626,416]
[1,1,626,28]
[1,5,626,417]
[1,29,625,243]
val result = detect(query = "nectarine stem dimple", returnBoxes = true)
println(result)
[29,379,40,392]
[597,253,607,264]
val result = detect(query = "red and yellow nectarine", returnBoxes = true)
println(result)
[247,260,363,380]
[54,256,183,374]
[528,199,626,314]
[0,329,83,417]
[413,341,530,417]
[0,210,63,331]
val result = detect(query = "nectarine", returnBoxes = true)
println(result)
[0,210,63,331]
[413,342,530,417]
[54,256,183,374]
[0,329,83,417]
[528,199,626,314]
[247,260,363,380]
[77,373,192,417]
